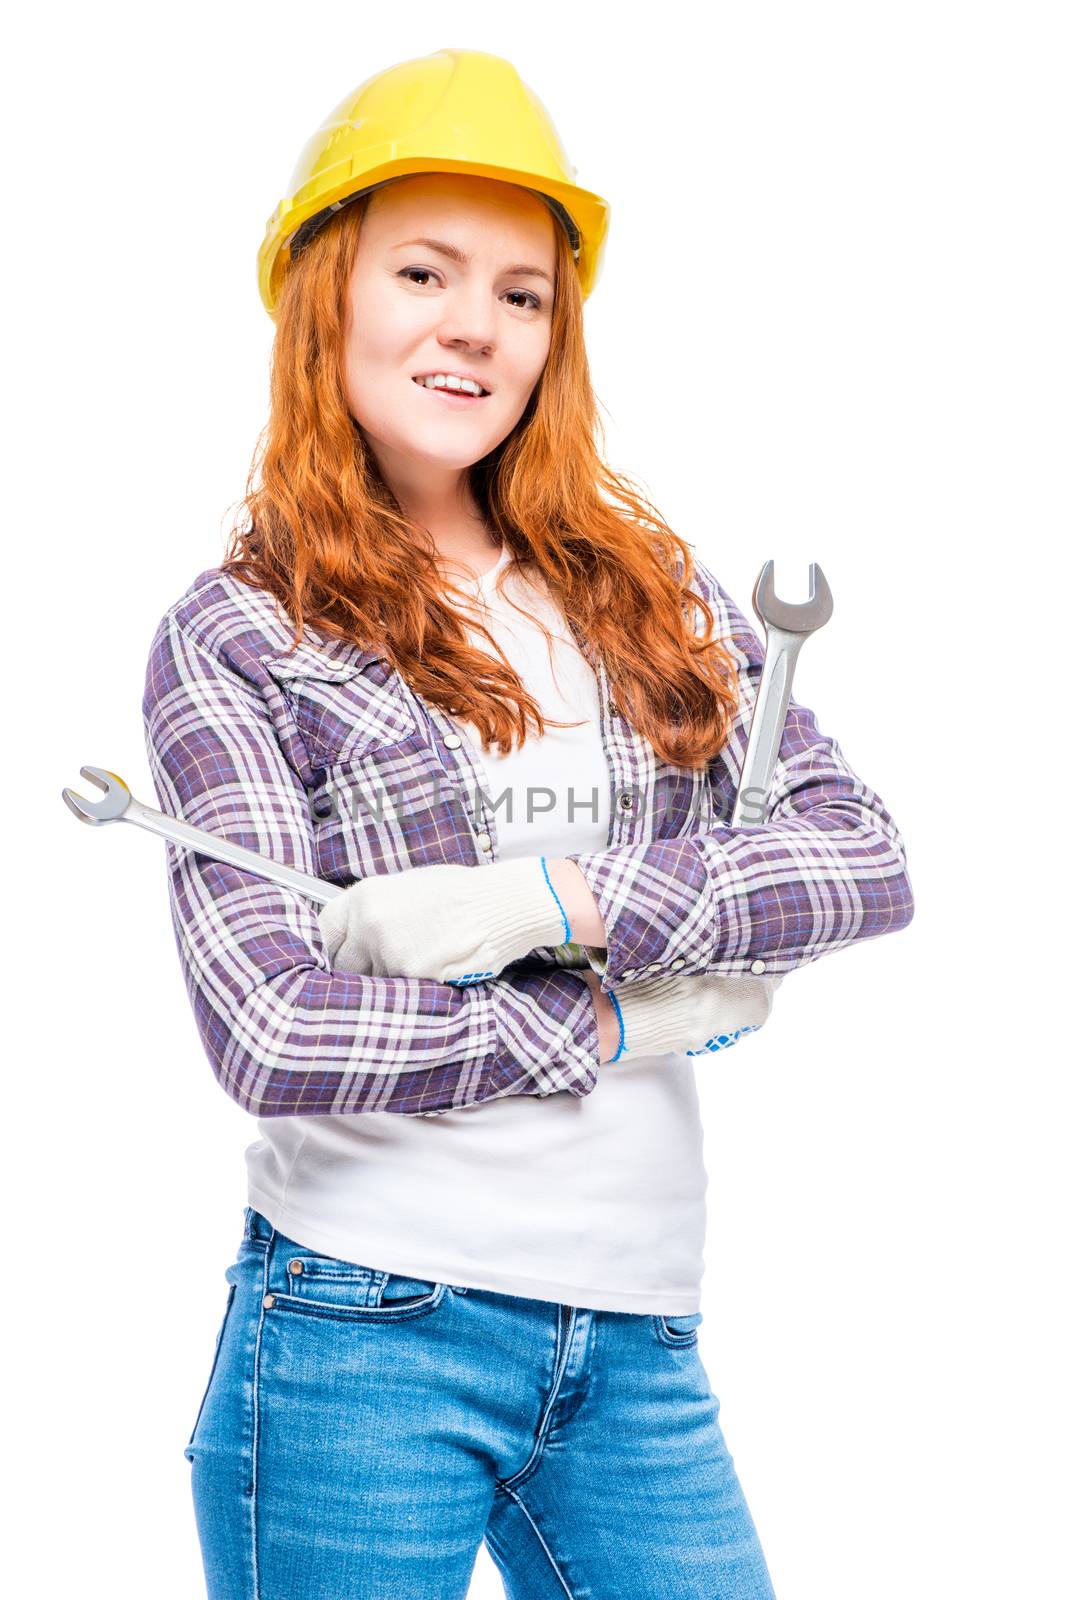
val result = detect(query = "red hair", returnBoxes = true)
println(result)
[221,191,739,768]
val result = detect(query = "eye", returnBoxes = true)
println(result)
[397,268,541,312]
[398,267,440,288]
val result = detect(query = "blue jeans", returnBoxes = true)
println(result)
[185,1207,778,1598]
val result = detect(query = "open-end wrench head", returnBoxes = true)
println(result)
[61,765,133,825]
[752,560,834,635]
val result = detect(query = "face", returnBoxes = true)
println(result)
[341,173,557,499]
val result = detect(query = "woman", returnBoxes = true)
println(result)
[144,48,915,1598]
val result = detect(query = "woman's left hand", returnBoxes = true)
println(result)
[317,857,572,984]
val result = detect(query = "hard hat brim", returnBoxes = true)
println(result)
[258,157,610,317]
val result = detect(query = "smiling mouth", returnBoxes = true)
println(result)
[411,377,490,400]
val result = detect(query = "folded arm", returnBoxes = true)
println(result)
[558,559,915,992]
[142,614,599,1117]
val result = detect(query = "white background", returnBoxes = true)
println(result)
[10,2,1064,1595]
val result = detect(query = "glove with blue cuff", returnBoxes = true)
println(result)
[591,960,783,1062]
[318,856,571,984]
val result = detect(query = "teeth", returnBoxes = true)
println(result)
[416,374,486,396]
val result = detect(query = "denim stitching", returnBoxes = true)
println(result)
[250,1221,276,1600]
[497,1305,578,1491]
[497,1484,576,1598]
[654,1313,701,1348]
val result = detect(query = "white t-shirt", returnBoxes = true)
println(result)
[244,544,708,1314]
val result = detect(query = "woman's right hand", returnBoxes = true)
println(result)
[580,965,781,1064]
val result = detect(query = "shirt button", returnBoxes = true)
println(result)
[607,700,619,716]
[620,968,637,980]
[670,958,686,970]
[476,833,493,851]
[618,792,633,810]
[645,961,663,972]
[750,959,767,974]
[442,733,462,748]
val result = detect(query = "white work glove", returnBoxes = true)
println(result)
[317,857,570,985]
[599,964,783,1062]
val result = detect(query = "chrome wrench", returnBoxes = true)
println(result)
[61,765,344,903]
[730,560,834,827]
[63,560,832,907]
[62,767,584,987]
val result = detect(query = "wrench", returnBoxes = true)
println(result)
[730,560,834,827]
[62,559,832,909]
[62,767,589,986]
[61,765,344,904]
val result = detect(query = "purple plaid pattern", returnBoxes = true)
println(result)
[142,554,913,1118]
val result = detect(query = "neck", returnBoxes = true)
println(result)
[364,439,503,576]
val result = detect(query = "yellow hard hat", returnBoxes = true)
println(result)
[257,47,611,319]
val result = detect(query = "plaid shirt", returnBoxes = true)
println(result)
[142,552,914,1119]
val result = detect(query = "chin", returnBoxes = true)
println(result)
[408,436,502,469]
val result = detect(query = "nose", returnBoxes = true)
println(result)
[435,277,498,358]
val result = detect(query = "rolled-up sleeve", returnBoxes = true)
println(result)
[565,560,915,989]
[143,614,599,1117]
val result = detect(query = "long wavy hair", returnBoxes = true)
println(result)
[221,186,740,768]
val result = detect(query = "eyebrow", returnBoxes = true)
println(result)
[391,237,553,284]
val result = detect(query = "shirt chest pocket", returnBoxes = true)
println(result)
[264,641,424,881]
[264,642,418,768]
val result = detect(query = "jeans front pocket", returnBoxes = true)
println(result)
[654,1310,703,1348]
[184,1279,236,1461]
[268,1245,448,1324]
